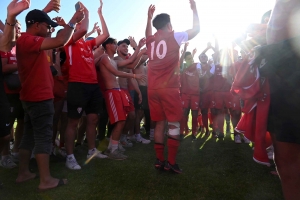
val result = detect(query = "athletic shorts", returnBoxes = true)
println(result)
[200,91,213,109]
[7,93,24,120]
[67,82,102,119]
[134,85,149,110]
[104,89,130,124]
[228,93,241,111]
[0,96,10,138]
[181,93,200,110]
[120,88,135,113]
[148,88,183,122]
[258,38,300,144]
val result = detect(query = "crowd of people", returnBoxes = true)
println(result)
[0,0,299,199]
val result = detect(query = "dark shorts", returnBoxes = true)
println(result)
[258,37,300,144]
[67,82,102,119]
[19,99,54,154]
[134,86,149,110]
[0,94,10,138]
[7,93,24,120]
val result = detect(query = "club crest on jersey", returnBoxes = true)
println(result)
[77,107,83,113]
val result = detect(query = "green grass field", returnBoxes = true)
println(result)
[0,131,283,200]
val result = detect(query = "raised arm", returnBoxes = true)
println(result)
[185,0,200,40]
[85,22,99,38]
[40,10,85,50]
[0,0,30,52]
[95,0,109,46]
[71,2,89,43]
[179,42,188,71]
[146,5,155,38]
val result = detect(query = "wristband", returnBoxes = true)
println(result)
[5,19,16,26]
[133,47,136,51]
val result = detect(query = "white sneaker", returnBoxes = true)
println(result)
[118,143,126,152]
[66,157,81,170]
[234,135,242,144]
[136,134,151,144]
[87,149,108,159]
[243,136,251,144]
[0,156,17,169]
[127,135,136,142]
[120,138,133,147]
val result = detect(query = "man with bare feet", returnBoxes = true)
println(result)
[15,6,84,190]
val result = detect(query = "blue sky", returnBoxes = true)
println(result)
[0,0,274,55]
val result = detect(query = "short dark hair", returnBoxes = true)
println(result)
[184,51,192,59]
[152,13,170,30]
[102,37,117,50]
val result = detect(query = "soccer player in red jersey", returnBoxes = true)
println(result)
[145,0,200,173]
[180,51,201,140]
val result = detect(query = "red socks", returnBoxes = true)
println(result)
[154,143,165,162]
[167,138,180,165]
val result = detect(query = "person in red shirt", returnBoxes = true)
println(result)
[1,21,22,169]
[180,51,200,140]
[145,1,200,173]
[0,0,30,187]
[63,1,110,170]
[15,8,84,190]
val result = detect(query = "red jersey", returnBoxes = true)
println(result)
[146,31,188,89]
[64,38,98,84]
[212,64,231,92]
[1,47,20,94]
[181,63,200,95]
[199,63,213,92]
[16,33,54,102]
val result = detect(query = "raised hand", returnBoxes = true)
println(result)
[189,0,196,11]
[138,38,146,48]
[52,17,66,26]
[184,42,189,48]
[92,22,99,32]
[71,8,85,24]
[98,0,103,15]
[207,42,212,48]
[43,0,60,13]
[148,5,155,20]
[128,36,137,48]
[192,48,197,56]
[7,0,30,17]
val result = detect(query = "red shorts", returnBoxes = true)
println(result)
[200,91,213,109]
[104,89,130,124]
[228,94,241,110]
[120,88,135,112]
[148,88,183,122]
[211,92,229,109]
[181,93,200,110]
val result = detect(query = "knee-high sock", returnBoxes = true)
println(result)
[167,137,180,165]
[192,115,198,135]
[154,143,165,162]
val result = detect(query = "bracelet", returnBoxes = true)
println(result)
[133,47,137,51]
[5,19,16,26]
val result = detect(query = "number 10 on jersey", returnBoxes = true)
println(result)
[150,40,167,60]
